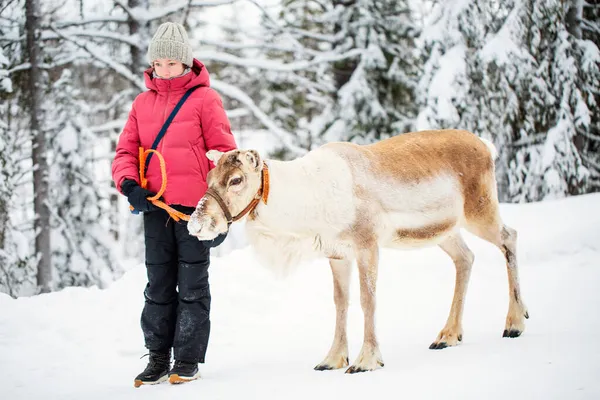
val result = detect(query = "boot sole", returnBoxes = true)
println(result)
[168,371,201,384]
[134,374,168,388]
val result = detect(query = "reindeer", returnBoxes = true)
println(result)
[187,129,529,374]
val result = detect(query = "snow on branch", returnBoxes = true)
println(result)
[54,16,129,29]
[201,48,362,72]
[89,120,129,133]
[581,19,600,35]
[112,0,137,21]
[210,79,307,156]
[49,25,145,92]
[581,153,600,173]
[128,0,239,23]
[578,129,600,142]
[8,54,86,73]
[95,89,137,113]
[42,29,143,49]
[53,0,237,28]
[509,133,546,148]
[243,0,338,45]
[201,38,322,57]
[226,108,251,119]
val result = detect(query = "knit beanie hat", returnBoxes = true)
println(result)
[147,22,194,67]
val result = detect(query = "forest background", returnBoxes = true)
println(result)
[0,0,598,297]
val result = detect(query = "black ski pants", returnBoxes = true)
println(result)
[141,206,212,363]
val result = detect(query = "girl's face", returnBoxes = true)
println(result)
[152,59,185,78]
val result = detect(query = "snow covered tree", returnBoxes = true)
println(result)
[418,0,599,201]
[201,5,261,143]
[26,0,53,292]
[417,0,496,131]
[324,0,420,143]
[255,0,336,153]
[0,0,133,295]
[0,13,39,297]
[469,0,599,201]
[578,0,600,190]
[45,69,121,289]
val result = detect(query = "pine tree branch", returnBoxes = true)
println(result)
[581,19,600,34]
[583,1,600,8]
[128,0,239,23]
[54,16,129,28]
[42,29,144,49]
[578,129,600,142]
[201,38,322,57]
[508,133,546,148]
[48,25,145,92]
[581,153,600,173]
[201,48,362,72]
[8,54,85,73]
[244,0,338,44]
[210,79,307,156]
[52,0,238,28]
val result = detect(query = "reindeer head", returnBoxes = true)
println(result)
[188,149,265,240]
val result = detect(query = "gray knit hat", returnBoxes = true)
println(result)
[147,22,194,67]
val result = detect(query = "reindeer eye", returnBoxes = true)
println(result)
[229,177,243,186]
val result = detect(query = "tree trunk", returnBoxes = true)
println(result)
[566,0,583,39]
[332,0,358,90]
[108,0,149,242]
[26,0,52,293]
[128,0,148,72]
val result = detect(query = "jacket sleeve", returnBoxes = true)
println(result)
[112,98,141,193]
[201,89,238,165]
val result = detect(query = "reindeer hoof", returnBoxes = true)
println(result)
[314,356,348,371]
[314,364,334,371]
[345,365,367,374]
[344,359,383,374]
[502,329,522,338]
[429,342,448,350]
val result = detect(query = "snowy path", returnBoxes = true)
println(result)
[1,194,599,399]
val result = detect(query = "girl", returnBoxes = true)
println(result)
[112,21,237,387]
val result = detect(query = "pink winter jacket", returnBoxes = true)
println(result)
[112,59,237,207]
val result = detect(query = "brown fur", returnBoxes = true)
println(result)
[396,220,456,241]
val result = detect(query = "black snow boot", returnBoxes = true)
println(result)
[168,360,200,384]
[134,350,171,388]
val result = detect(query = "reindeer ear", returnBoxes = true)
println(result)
[206,150,224,164]
[245,150,261,171]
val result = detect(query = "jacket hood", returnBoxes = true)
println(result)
[144,59,210,92]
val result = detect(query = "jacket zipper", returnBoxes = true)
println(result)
[161,83,170,153]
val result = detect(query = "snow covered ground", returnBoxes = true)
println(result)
[1,193,599,400]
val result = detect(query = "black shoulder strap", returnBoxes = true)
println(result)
[144,84,202,172]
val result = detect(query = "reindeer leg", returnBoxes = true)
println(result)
[346,243,383,373]
[468,221,528,338]
[315,258,351,370]
[430,233,474,349]
[500,225,529,337]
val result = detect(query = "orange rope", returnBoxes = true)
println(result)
[129,147,190,222]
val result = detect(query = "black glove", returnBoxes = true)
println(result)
[121,179,159,213]
[203,233,227,248]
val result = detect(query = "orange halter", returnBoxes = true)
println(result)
[129,147,190,222]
